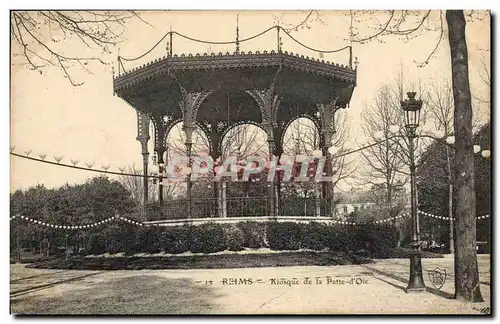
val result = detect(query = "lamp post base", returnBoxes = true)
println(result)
[406,242,426,292]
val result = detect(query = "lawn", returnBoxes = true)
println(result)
[26,248,443,270]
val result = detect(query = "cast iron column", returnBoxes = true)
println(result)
[266,133,275,217]
[184,124,195,219]
[322,146,334,217]
[142,153,149,205]
[317,98,337,218]
[211,153,221,217]
[276,157,282,216]
[136,111,151,206]
[406,127,426,292]
[158,164,164,206]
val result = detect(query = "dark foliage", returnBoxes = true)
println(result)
[224,225,245,251]
[188,223,226,254]
[160,226,191,254]
[266,222,302,250]
[301,222,329,250]
[237,221,267,248]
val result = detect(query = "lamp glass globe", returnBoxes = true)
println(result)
[389,125,400,134]
[433,129,445,139]
[312,149,323,158]
[328,146,339,155]
[481,150,491,158]
[373,131,384,141]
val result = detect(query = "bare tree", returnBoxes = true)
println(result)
[281,112,355,188]
[447,10,483,302]
[165,122,268,160]
[424,75,487,255]
[166,124,210,157]
[357,71,430,246]
[426,78,455,253]
[359,84,407,214]
[277,8,488,302]
[279,113,354,217]
[118,165,178,205]
[474,55,491,105]
[221,124,268,159]
[11,10,148,85]
[118,165,155,204]
[272,10,325,33]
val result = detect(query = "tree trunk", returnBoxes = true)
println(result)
[446,145,455,254]
[446,10,483,302]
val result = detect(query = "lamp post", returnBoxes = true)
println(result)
[16,225,21,263]
[65,234,69,260]
[401,92,426,292]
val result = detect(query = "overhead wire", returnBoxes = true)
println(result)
[117,26,352,63]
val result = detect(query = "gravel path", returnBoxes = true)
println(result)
[10,255,490,315]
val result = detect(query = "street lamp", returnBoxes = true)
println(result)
[401,92,426,292]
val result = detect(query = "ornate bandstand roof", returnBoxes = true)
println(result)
[114,51,356,122]
[113,50,356,92]
[113,26,358,158]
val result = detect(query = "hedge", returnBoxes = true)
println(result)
[160,225,191,254]
[34,221,403,257]
[188,223,226,254]
[266,222,302,250]
[224,225,245,251]
[237,221,267,248]
[301,222,330,251]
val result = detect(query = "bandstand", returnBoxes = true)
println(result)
[113,26,357,219]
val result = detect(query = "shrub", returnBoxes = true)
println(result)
[122,225,141,255]
[301,222,329,250]
[364,224,398,254]
[86,233,106,255]
[266,222,302,251]
[325,225,350,252]
[102,225,123,254]
[327,223,396,254]
[224,225,245,251]
[237,221,267,248]
[189,223,226,254]
[135,227,162,254]
[160,226,191,254]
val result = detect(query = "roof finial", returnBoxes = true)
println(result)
[168,24,173,57]
[277,21,282,52]
[236,14,240,53]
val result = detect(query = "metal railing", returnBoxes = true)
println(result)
[280,197,330,217]
[146,197,331,220]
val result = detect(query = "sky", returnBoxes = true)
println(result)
[10,10,491,192]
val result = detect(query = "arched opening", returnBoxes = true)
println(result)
[217,123,270,216]
[147,121,211,209]
[195,89,264,126]
[195,89,264,160]
[220,122,268,159]
[281,116,321,156]
[165,121,211,158]
[280,116,324,217]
